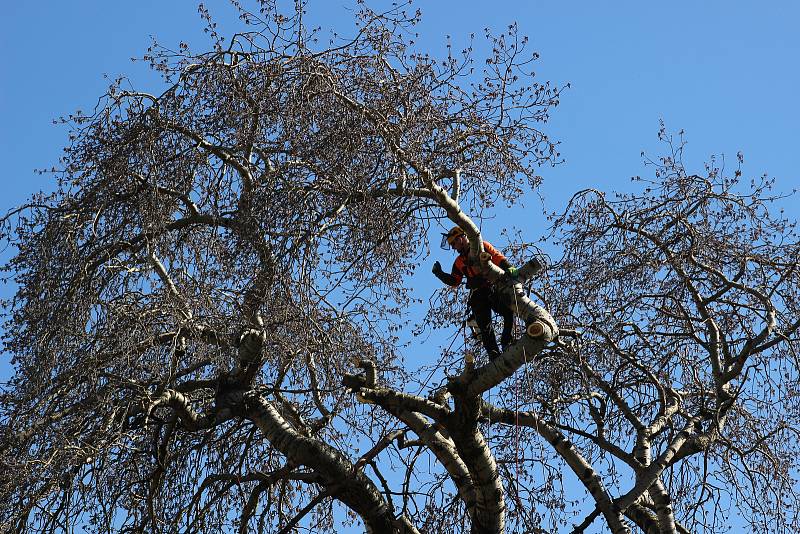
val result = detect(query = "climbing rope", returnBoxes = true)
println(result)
[512,283,523,533]
[510,270,541,533]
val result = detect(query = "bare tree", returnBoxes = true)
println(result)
[533,136,800,533]
[1,2,798,533]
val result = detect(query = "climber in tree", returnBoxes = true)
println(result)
[432,226,518,360]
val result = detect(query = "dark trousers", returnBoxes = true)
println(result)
[468,286,514,357]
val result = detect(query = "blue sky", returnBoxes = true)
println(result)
[3,1,799,211]
[1,1,799,529]
[2,1,798,216]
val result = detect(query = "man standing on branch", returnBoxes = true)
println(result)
[432,226,518,360]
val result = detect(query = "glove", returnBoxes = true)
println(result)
[507,266,519,279]
[432,261,443,275]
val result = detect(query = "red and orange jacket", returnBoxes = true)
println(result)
[446,241,507,289]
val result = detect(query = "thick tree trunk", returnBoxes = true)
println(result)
[445,395,505,534]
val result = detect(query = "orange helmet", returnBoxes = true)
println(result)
[441,226,466,249]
